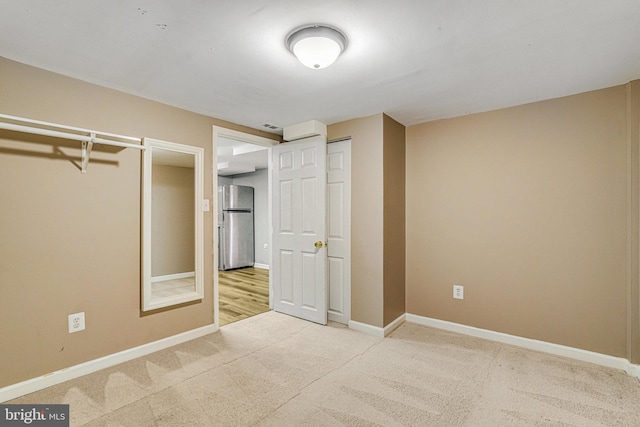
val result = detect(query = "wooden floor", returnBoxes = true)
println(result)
[218,267,270,326]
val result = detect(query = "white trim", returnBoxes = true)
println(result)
[384,313,406,336]
[348,314,406,338]
[349,320,384,337]
[212,130,220,328]
[267,142,273,310]
[151,271,195,282]
[253,263,270,270]
[406,313,640,378]
[141,138,205,312]
[0,324,217,403]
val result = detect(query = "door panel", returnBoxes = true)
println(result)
[327,140,351,324]
[279,250,294,304]
[301,177,317,233]
[302,251,317,307]
[328,182,346,252]
[328,257,345,313]
[272,136,327,324]
[279,180,294,232]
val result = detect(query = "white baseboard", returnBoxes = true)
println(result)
[151,271,195,282]
[406,313,640,378]
[253,263,269,270]
[0,323,217,403]
[349,314,406,338]
[348,320,383,337]
[384,313,406,336]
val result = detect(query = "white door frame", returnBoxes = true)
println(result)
[212,126,278,328]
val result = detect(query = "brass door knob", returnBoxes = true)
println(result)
[314,241,324,249]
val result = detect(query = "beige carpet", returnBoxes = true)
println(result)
[9,311,640,426]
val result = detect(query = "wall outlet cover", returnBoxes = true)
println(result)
[68,312,85,333]
[453,285,464,300]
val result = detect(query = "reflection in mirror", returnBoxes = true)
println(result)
[142,138,204,311]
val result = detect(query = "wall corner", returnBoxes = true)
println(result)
[627,79,640,364]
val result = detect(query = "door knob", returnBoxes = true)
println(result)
[314,241,324,249]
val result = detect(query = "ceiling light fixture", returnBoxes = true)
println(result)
[286,24,347,69]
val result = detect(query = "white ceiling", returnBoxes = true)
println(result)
[1,1,639,135]
[217,135,268,176]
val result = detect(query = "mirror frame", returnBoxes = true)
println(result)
[142,137,204,311]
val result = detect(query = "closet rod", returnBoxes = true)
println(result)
[0,121,146,150]
[0,113,145,150]
[0,113,145,173]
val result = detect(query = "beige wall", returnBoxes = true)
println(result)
[0,58,278,387]
[3,54,638,390]
[406,83,640,359]
[383,114,406,325]
[152,165,195,277]
[328,114,407,328]
[628,80,640,363]
[329,115,385,327]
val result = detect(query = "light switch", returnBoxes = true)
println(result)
[202,199,210,211]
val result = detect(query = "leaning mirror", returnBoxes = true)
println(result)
[142,138,204,311]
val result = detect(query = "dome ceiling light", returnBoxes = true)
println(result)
[286,24,347,69]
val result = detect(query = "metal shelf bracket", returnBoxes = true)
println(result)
[81,133,95,174]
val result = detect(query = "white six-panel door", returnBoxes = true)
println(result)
[271,136,327,325]
[327,140,351,324]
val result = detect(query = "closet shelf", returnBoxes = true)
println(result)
[0,113,145,173]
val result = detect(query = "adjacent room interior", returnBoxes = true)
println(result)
[216,136,271,326]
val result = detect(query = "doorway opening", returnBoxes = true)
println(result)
[213,126,277,327]
[213,126,352,328]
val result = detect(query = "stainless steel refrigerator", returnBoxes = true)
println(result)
[218,184,254,270]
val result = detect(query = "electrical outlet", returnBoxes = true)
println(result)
[68,312,85,333]
[453,285,464,300]
[263,243,268,250]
